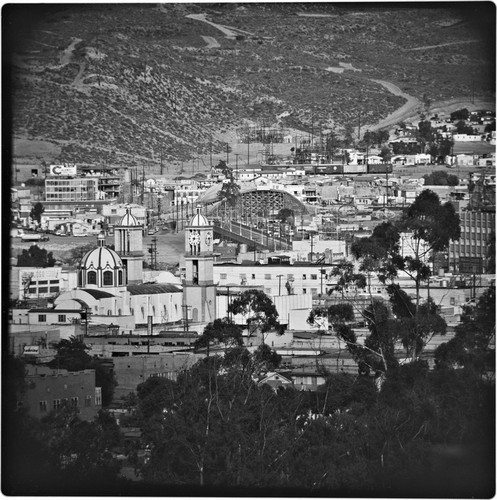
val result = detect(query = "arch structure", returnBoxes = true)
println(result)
[203,187,307,219]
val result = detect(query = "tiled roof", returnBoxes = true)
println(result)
[81,289,116,299]
[127,283,182,295]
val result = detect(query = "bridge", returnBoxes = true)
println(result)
[212,220,292,252]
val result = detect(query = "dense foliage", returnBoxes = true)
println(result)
[118,350,495,496]
[17,245,56,267]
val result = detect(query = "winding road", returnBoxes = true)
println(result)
[363,79,422,132]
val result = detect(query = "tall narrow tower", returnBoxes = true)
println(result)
[183,206,217,324]
[114,206,144,284]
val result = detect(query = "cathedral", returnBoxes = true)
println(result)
[53,206,216,334]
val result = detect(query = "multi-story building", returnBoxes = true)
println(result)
[45,176,100,202]
[449,210,495,273]
[78,165,123,199]
[10,266,78,302]
[17,365,102,421]
[214,262,333,297]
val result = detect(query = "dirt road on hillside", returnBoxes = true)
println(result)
[363,80,422,132]
[361,79,495,134]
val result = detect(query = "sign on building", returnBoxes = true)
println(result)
[23,345,40,355]
[49,164,77,176]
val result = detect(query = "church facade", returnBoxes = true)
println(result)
[54,207,183,332]
[53,206,218,333]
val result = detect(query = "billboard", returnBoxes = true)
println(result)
[49,164,77,176]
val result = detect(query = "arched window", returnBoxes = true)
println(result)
[118,270,123,286]
[103,271,113,286]
[87,271,97,285]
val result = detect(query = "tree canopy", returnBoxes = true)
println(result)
[194,318,243,356]
[228,289,280,340]
[29,202,45,224]
[423,170,459,186]
[435,287,495,375]
[17,245,56,268]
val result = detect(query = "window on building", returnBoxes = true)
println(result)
[38,287,48,294]
[103,270,113,286]
[95,388,102,406]
[39,401,48,413]
[50,286,60,293]
[53,399,61,410]
[303,288,307,294]
[118,270,123,285]
[251,274,256,280]
[450,297,456,305]
[38,314,46,322]
[85,395,92,407]
[87,271,97,285]
[310,274,318,280]
[71,397,79,407]
[220,273,227,280]
[38,280,48,285]
[58,314,66,323]
[265,274,271,280]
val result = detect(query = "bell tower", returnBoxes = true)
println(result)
[183,207,216,325]
[114,206,144,284]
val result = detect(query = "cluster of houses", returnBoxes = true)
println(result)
[9,107,496,422]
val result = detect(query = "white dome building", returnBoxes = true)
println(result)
[78,232,126,290]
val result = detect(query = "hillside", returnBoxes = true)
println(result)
[4,3,495,170]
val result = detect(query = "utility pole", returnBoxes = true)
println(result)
[310,232,315,263]
[235,154,240,180]
[226,286,231,321]
[141,163,145,205]
[358,111,362,142]
[210,134,213,168]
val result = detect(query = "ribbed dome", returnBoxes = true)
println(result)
[189,206,210,227]
[81,246,123,271]
[118,207,140,227]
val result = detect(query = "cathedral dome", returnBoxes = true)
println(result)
[79,235,126,289]
[81,246,123,271]
[189,206,210,227]
[118,206,140,227]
